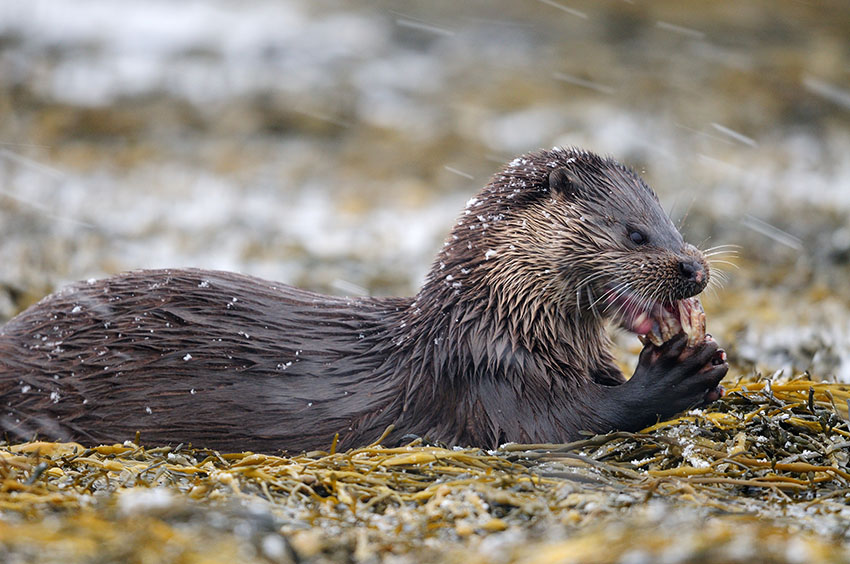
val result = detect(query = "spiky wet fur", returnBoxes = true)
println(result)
[0,148,708,452]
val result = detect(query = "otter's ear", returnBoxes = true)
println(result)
[548,167,583,197]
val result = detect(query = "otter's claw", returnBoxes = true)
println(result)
[619,334,729,430]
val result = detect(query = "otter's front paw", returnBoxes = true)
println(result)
[628,333,728,423]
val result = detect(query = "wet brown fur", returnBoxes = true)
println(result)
[0,148,709,452]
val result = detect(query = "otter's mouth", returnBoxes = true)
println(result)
[605,290,706,346]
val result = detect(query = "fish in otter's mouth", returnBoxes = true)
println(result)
[606,292,707,347]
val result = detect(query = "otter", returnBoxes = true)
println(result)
[0,148,727,453]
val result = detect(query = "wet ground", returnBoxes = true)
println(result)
[1,0,850,562]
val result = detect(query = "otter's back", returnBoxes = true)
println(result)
[0,269,408,451]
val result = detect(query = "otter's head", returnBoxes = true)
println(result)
[544,150,708,335]
[441,147,709,339]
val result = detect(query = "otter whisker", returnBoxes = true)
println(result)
[702,243,741,253]
[708,265,730,280]
[575,269,609,288]
[706,270,731,290]
[574,270,612,298]
[706,259,739,270]
[602,282,635,317]
[700,279,721,301]
[593,280,629,312]
[704,268,728,291]
[585,285,599,320]
[575,277,588,310]
[675,197,697,231]
[589,283,614,313]
[703,254,739,264]
[708,275,728,290]
[575,269,613,313]
[611,294,637,321]
[704,259,729,290]
[703,253,739,262]
[703,247,740,255]
[704,279,723,295]
[638,285,664,316]
[574,270,610,296]
[640,286,661,312]
[704,282,722,296]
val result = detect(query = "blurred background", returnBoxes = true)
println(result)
[0,0,849,378]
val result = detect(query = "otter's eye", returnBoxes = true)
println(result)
[629,230,648,245]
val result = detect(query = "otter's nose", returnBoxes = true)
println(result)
[678,259,705,285]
